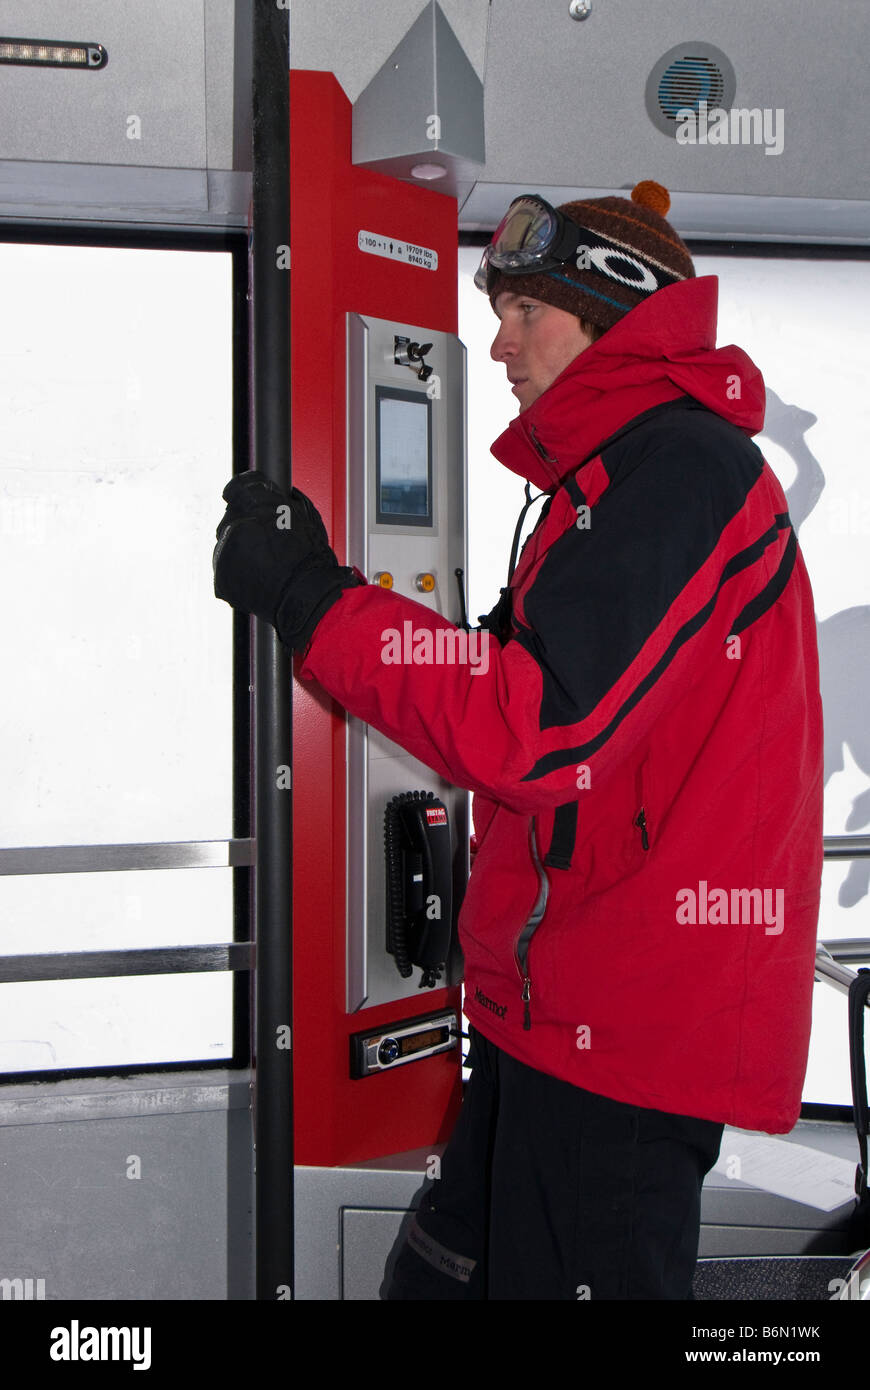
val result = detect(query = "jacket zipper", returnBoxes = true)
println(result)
[514,817,550,1030]
[634,807,650,850]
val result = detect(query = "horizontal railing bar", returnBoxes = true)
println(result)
[0,943,254,983]
[819,939,870,964]
[0,840,256,876]
[0,835,864,875]
[823,836,870,859]
[815,946,867,999]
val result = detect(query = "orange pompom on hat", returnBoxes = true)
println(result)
[487,180,695,334]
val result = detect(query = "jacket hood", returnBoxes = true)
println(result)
[490,276,767,491]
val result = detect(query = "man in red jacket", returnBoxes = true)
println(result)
[214,182,824,1299]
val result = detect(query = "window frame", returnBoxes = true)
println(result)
[0,223,253,1084]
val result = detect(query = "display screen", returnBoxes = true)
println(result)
[399,1026,448,1057]
[376,386,432,526]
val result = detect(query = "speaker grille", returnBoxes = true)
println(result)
[646,42,737,137]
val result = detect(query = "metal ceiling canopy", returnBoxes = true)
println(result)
[293,0,870,245]
[0,0,252,228]
[0,0,866,241]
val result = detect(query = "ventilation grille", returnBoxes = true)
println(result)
[646,42,736,138]
[659,56,725,120]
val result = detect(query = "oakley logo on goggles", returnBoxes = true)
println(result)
[474,194,683,297]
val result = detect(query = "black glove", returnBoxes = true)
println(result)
[476,587,512,645]
[213,471,361,650]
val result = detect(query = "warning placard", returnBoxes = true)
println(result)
[357,230,438,271]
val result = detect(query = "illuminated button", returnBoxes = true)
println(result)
[415,573,435,593]
[373,571,394,589]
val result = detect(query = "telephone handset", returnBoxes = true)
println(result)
[384,791,453,989]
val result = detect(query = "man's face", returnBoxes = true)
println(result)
[490,291,595,412]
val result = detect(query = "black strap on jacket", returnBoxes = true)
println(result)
[507,481,548,584]
[544,802,579,870]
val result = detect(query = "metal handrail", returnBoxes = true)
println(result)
[0,839,255,875]
[0,943,254,984]
[816,943,869,998]
[823,836,870,859]
[819,939,870,965]
[0,830,863,876]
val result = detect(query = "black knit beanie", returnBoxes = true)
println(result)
[487,180,695,334]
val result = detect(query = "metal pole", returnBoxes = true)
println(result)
[252,0,293,1300]
[815,946,862,999]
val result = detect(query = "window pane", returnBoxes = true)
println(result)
[804,858,870,1107]
[698,253,870,841]
[460,247,870,1111]
[0,974,234,1074]
[0,867,233,953]
[0,242,234,846]
[459,249,870,840]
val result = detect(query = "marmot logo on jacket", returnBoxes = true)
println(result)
[474,986,507,1019]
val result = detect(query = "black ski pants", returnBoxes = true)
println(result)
[384,1026,723,1300]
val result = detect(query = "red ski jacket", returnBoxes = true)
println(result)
[301,275,824,1134]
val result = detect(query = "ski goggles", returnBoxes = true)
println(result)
[474,193,685,298]
[473,195,583,293]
